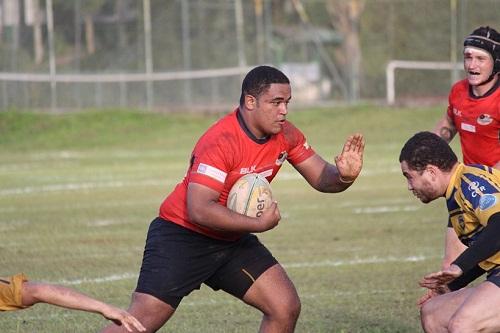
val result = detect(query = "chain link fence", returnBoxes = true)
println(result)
[0,0,499,111]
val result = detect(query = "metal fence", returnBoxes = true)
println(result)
[0,0,499,111]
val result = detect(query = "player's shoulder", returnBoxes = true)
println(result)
[459,164,500,197]
[281,119,303,137]
[450,79,468,94]
[201,110,239,138]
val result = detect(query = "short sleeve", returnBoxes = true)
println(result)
[475,193,500,225]
[189,134,232,193]
[282,122,315,165]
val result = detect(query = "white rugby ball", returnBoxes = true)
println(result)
[227,173,273,217]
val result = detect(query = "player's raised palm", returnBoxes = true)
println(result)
[334,133,364,182]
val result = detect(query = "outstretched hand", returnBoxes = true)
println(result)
[102,306,146,332]
[334,133,365,182]
[419,264,463,290]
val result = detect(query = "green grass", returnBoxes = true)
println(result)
[0,105,460,332]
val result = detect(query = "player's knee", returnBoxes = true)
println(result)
[127,292,175,329]
[420,301,439,332]
[269,293,301,323]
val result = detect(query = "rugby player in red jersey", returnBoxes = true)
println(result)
[433,26,500,283]
[101,65,364,332]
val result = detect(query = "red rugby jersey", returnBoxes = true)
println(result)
[447,79,500,166]
[159,109,316,240]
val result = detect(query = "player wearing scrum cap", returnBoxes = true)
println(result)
[431,26,500,277]
[434,26,500,167]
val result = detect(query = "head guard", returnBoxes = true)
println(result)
[464,26,500,75]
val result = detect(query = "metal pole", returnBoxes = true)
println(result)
[181,0,192,106]
[450,0,459,84]
[143,0,153,110]
[254,0,264,63]
[74,0,82,109]
[234,0,247,68]
[264,0,273,63]
[46,0,57,111]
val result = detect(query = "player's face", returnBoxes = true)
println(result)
[400,161,440,204]
[463,47,494,86]
[253,83,291,137]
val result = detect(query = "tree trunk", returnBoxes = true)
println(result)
[84,13,95,55]
[33,0,44,64]
[326,0,364,101]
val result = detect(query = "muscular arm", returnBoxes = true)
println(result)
[293,133,364,193]
[22,282,145,332]
[187,182,280,233]
[433,113,457,143]
[441,226,467,270]
[452,212,500,274]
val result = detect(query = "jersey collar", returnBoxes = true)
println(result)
[468,75,500,99]
[446,163,464,200]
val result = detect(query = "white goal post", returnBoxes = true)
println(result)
[386,60,463,105]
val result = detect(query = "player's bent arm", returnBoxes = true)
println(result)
[442,227,467,270]
[452,212,500,274]
[187,182,280,233]
[293,154,355,193]
[433,113,457,143]
[22,282,146,332]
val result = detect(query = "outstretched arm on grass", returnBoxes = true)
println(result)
[22,281,146,332]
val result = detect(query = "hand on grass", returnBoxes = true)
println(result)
[102,306,146,332]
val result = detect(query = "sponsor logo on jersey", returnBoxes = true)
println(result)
[275,151,288,166]
[453,108,462,117]
[240,165,257,174]
[197,163,227,183]
[461,122,476,133]
[479,194,497,211]
[468,181,486,198]
[477,114,493,126]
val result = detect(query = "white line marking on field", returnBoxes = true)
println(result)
[53,255,435,286]
[282,255,432,268]
[339,197,414,207]
[0,179,171,196]
[353,205,420,214]
[277,167,400,181]
[56,272,138,285]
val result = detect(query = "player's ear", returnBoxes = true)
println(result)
[244,94,257,110]
[426,165,439,179]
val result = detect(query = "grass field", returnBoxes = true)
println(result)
[0,105,461,332]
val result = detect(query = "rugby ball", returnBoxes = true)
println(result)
[227,173,273,217]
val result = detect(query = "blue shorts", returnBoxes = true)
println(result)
[135,217,278,308]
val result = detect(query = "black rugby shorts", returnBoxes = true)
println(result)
[135,217,278,308]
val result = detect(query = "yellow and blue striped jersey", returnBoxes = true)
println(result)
[446,163,500,271]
